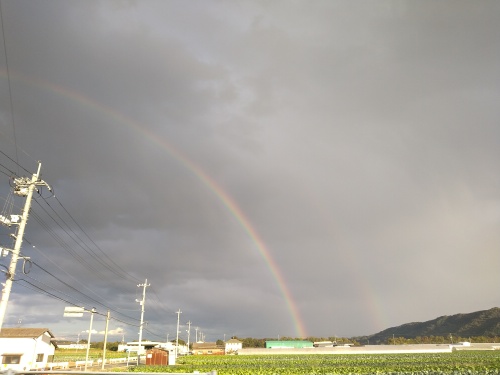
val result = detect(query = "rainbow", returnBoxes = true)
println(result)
[0,71,308,338]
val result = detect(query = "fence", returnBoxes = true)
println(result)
[46,356,138,370]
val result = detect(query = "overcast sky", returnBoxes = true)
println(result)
[0,0,499,343]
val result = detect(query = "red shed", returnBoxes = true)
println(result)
[145,348,169,365]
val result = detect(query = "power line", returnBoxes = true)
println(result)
[2,151,136,285]
[29,262,109,311]
[0,151,30,176]
[0,160,17,177]
[0,161,150,333]
[22,262,139,324]
[36,198,126,279]
[15,279,140,329]
[28,239,120,310]
[0,170,11,179]
[0,130,36,165]
[48,195,140,282]
[0,162,48,329]
[20,273,90,309]
[14,263,140,325]
[142,326,168,341]
[16,279,85,309]
[31,199,140,292]
[146,286,178,317]
[29,206,106,278]
[0,4,149,330]
[19,233,142,324]
[16,272,171,339]
[19,224,140,323]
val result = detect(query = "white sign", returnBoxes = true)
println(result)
[64,306,85,317]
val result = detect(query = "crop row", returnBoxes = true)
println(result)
[130,351,500,375]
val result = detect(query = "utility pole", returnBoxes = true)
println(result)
[136,279,149,365]
[186,321,191,351]
[84,308,96,371]
[102,310,110,370]
[175,309,181,358]
[0,162,50,331]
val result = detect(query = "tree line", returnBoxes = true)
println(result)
[232,335,500,347]
[381,335,500,345]
[233,336,360,347]
[82,335,500,351]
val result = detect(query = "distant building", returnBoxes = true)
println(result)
[158,341,189,356]
[265,340,314,349]
[312,341,354,348]
[55,341,87,350]
[119,341,163,354]
[192,342,225,355]
[119,341,188,356]
[313,341,335,347]
[225,338,242,353]
[0,328,57,371]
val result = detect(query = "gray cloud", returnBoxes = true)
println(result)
[0,0,499,341]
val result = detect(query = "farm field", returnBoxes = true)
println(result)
[53,348,128,362]
[130,351,500,375]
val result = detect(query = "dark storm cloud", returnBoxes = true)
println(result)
[0,0,499,340]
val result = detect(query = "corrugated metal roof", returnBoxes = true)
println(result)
[0,328,54,338]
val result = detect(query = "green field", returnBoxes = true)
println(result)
[130,351,500,375]
[53,348,129,362]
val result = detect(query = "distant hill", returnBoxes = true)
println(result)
[365,307,500,344]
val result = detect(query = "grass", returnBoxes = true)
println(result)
[54,348,130,362]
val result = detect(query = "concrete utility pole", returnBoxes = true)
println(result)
[84,308,96,371]
[0,162,50,331]
[136,279,149,365]
[102,310,110,370]
[175,309,182,358]
[186,321,191,351]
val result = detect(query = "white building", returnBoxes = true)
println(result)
[0,328,57,371]
[118,341,189,356]
[225,338,243,353]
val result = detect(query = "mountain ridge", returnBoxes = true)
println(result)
[365,307,500,344]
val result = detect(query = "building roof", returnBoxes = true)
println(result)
[126,341,163,346]
[0,328,54,339]
[192,342,224,350]
[226,339,242,343]
[53,340,73,345]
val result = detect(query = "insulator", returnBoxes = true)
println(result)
[14,187,29,197]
